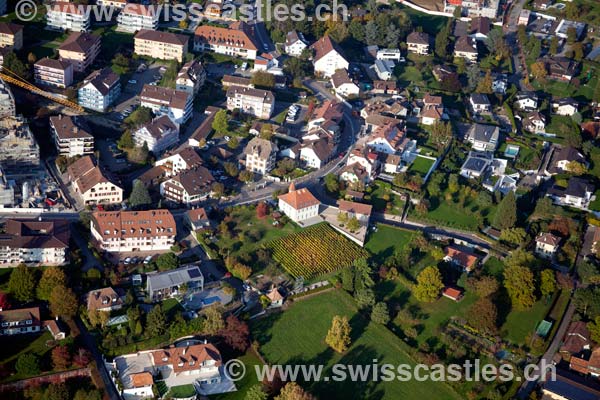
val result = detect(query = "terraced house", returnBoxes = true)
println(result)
[134,29,189,62]
[90,210,176,253]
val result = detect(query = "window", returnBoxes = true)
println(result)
[26,320,32,325]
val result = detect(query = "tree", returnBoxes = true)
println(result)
[37,266,67,301]
[353,258,374,290]
[337,212,348,225]
[251,71,276,88]
[493,191,517,230]
[220,315,250,352]
[146,305,167,336]
[476,70,493,94]
[124,107,153,128]
[212,110,229,134]
[8,264,37,302]
[574,288,600,318]
[466,275,499,297]
[578,262,600,286]
[155,252,179,271]
[354,288,375,308]
[567,161,588,175]
[117,130,134,149]
[325,315,351,353]
[27,52,36,65]
[365,20,378,46]
[430,122,453,150]
[467,297,497,334]
[3,52,29,79]
[371,302,390,325]
[246,384,269,400]
[435,27,449,59]
[466,64,482,91]
[74,389,102,400]
[16,353,40,375]
[0,291,10,310]
[228,136,239,150]
[588,317,600,343]
[223,162,239,177]
[549,36,559,55]
[414,266,444,302]
[52,345,71,370]
[504,265,536,309]
[499,228,527,245]
[50,285,78,319]
[72,348,92,368]
[531,62,547,82]
[347,217,360,233]
[341,268,354,292]
[45,383,70,400]
[111,53,131,75]
[212,182,225,198]
[129,179,152,209]
[540,269,557,298]
[324,174,339,193]
[239,169,254,183]
[204,306,225,335]
[275,382,315,400]
[386,24,401,48]
[256,202,268,219]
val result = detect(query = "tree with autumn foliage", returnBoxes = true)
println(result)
[275,382,315,400]
[51,345,71,370]
[0,291,10,310]
[72,348,92,368]
[49,285,78,319]
[220,315,250,352]
[256,202,268,219]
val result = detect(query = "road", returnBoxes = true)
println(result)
[504,0,531,91]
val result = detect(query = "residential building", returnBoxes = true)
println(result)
[419,93,446,126]
[338,200,372,223]
[560,322,591,355]
[535,232,561,258]
[524,111,546,133]
[186,207,210,231]
[466,123,499,151]
[67,155,123,205]
[140,85,192,125]
[469,93,491,113]
[58,32,101,73]
[117,4,159,33]
[222,74,253,89]
[299,129,336,169]
[548,177,594,210]
[331,69,360,98]
[194,21,258,60]
[546,146,587,175]
[0,307,41,335]
[376,48,403,62]
[371,81,400,96]
[339,163,370,187]
[514,92,539,111]
[43,320,66,340]
[285,30,308,56]
[86,287,123,312]
[50,114,94,157]
[146,265,204,301]
[406,32,430,55]
[552,98,578,116]
[226,86,274,119]
[188,106,221,147]
[266,286,285,307]
[155,147,203,177]
[34,58,73,88]
[244,137,277,175]
[460,151,493,179]
[470,17,491,41]
[373,59,394,81]
[134,29,189,63]
[133,115,179,154]
[545,56,579,82]
[0,23,23,50]
[78,67,121,112]
[311,35,349,78]
[96,0,127,8]
[0,219,70,266]
[518,9,531,25]
[114,342,223,398]
[90,210,176,253]
[366,122,405,154]
[278,182,320,223]
[444,246,480,272]
[346,147,379,180]
[46,2,90,32]
[160,166,214,205]
[307,100,343,130]
[175,59,206,96]
[454,36,478,62]
[542,369,600,400]
[0,77,14,118]
[204,1,223,18]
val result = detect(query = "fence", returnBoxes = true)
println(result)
[0,368,91,393]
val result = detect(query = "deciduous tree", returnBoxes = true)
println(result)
[414,266,444,302]
[49,285,78,319]
[146,304,167,336]
[467,297,497,334]
[503,265,536,309]
[540,269,557,298]
[371,302,390,325]
[51,345,71,370]
[220,315,250,352]
[275,382,315,400]
[129,179,152,209]
[8,264,37,302]
[204,306,225,335]
[37,266,67,301]
[325,315,351,353]
[493,191,517,230]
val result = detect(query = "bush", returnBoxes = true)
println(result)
[16,353,40,375]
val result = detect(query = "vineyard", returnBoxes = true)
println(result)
[267,223,368,279]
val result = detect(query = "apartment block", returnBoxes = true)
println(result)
[194,21,258,60]
[58,32,101,73]
[133,115,179,155]
[244,137,277,175]
[175,59,206,96]
[134,29,188,63]
[78,67,121,112]
[226,86,274,119]
[50,114,94,157]
[0,23,23,50]
[46,2,90,32]
[117,4,159,33]
[140,85,192,125]
[90,210,176,253]
[0,219,70,266]
[34,58,73,88]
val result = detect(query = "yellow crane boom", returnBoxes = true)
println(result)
[0,66,84,113]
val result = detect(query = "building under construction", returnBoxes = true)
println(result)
[0,78,15,118]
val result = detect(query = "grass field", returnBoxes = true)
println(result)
[168,384,196,398]
[366,180,405,214]
[408,156,435,176]
[501,298,554,345]
[365,224,416,265]
[414,201,481,230]
[212,352,264,400]
[251,290,461,399]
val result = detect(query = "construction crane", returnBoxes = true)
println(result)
[0,66,85,113]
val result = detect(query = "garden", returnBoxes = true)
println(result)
[267,223,369,279]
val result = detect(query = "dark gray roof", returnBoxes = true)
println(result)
[146,265,203,293]
[462,151,492,173]
[565,177,593,198]
[470,93,490,105]
[468,124,499,143]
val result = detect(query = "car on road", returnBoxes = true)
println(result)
[128,79,137,84]
[263,44,269,51]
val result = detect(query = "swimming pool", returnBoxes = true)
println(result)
[504,145,520,158]
[202,296,220,306]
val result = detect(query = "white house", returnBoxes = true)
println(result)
[535,232,561,258]
[552,98,578,116]
[406,32,430,55]
[524,111,546,133]
[514,92,539,111]
[373,59,395,81]
[46,2,90,32]
[175,59,206,96]
[376,48,402,62]
[278,182,320,223]
[466,123,500,151]
[366,122,405,154]
[140,85,193,125]
[285,30,308,56]
[78,68,121,112]
[311,35,349,78]
[132,115,179,154]
[470,93,491,113]
[330,69,360,99]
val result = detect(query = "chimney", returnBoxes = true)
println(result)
[183,347,187,355]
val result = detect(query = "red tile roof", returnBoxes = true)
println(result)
[444,246,479,271]
[152,343,222,374]
[130,372,154,388]
[278,182,320,210]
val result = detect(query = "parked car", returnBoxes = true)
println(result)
[128,79,137,84]
[143,255,153,264]
[124,257,131,265]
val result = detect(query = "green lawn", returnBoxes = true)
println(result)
[213,206,300,258]
[365,224,416,265]
[251,290,461,399]
[0,331,55,382]
[162,298,184,319]
[211,352,264,400]
[413,201,481,231]
[408,156,435,176]
[501,299,554,345]
[93,26,134,61]
[365,180,405,214]
[169,384,196,398]
[589,190,600,212]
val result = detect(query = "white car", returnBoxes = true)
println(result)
[224,136,231,142]
[128,79,137,84]
[124,257,131,265]
[241,62,248,71]
[143,255,153,264]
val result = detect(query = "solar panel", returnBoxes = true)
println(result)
[187,268,201,279]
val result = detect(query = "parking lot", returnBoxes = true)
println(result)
[97,138,130,173]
